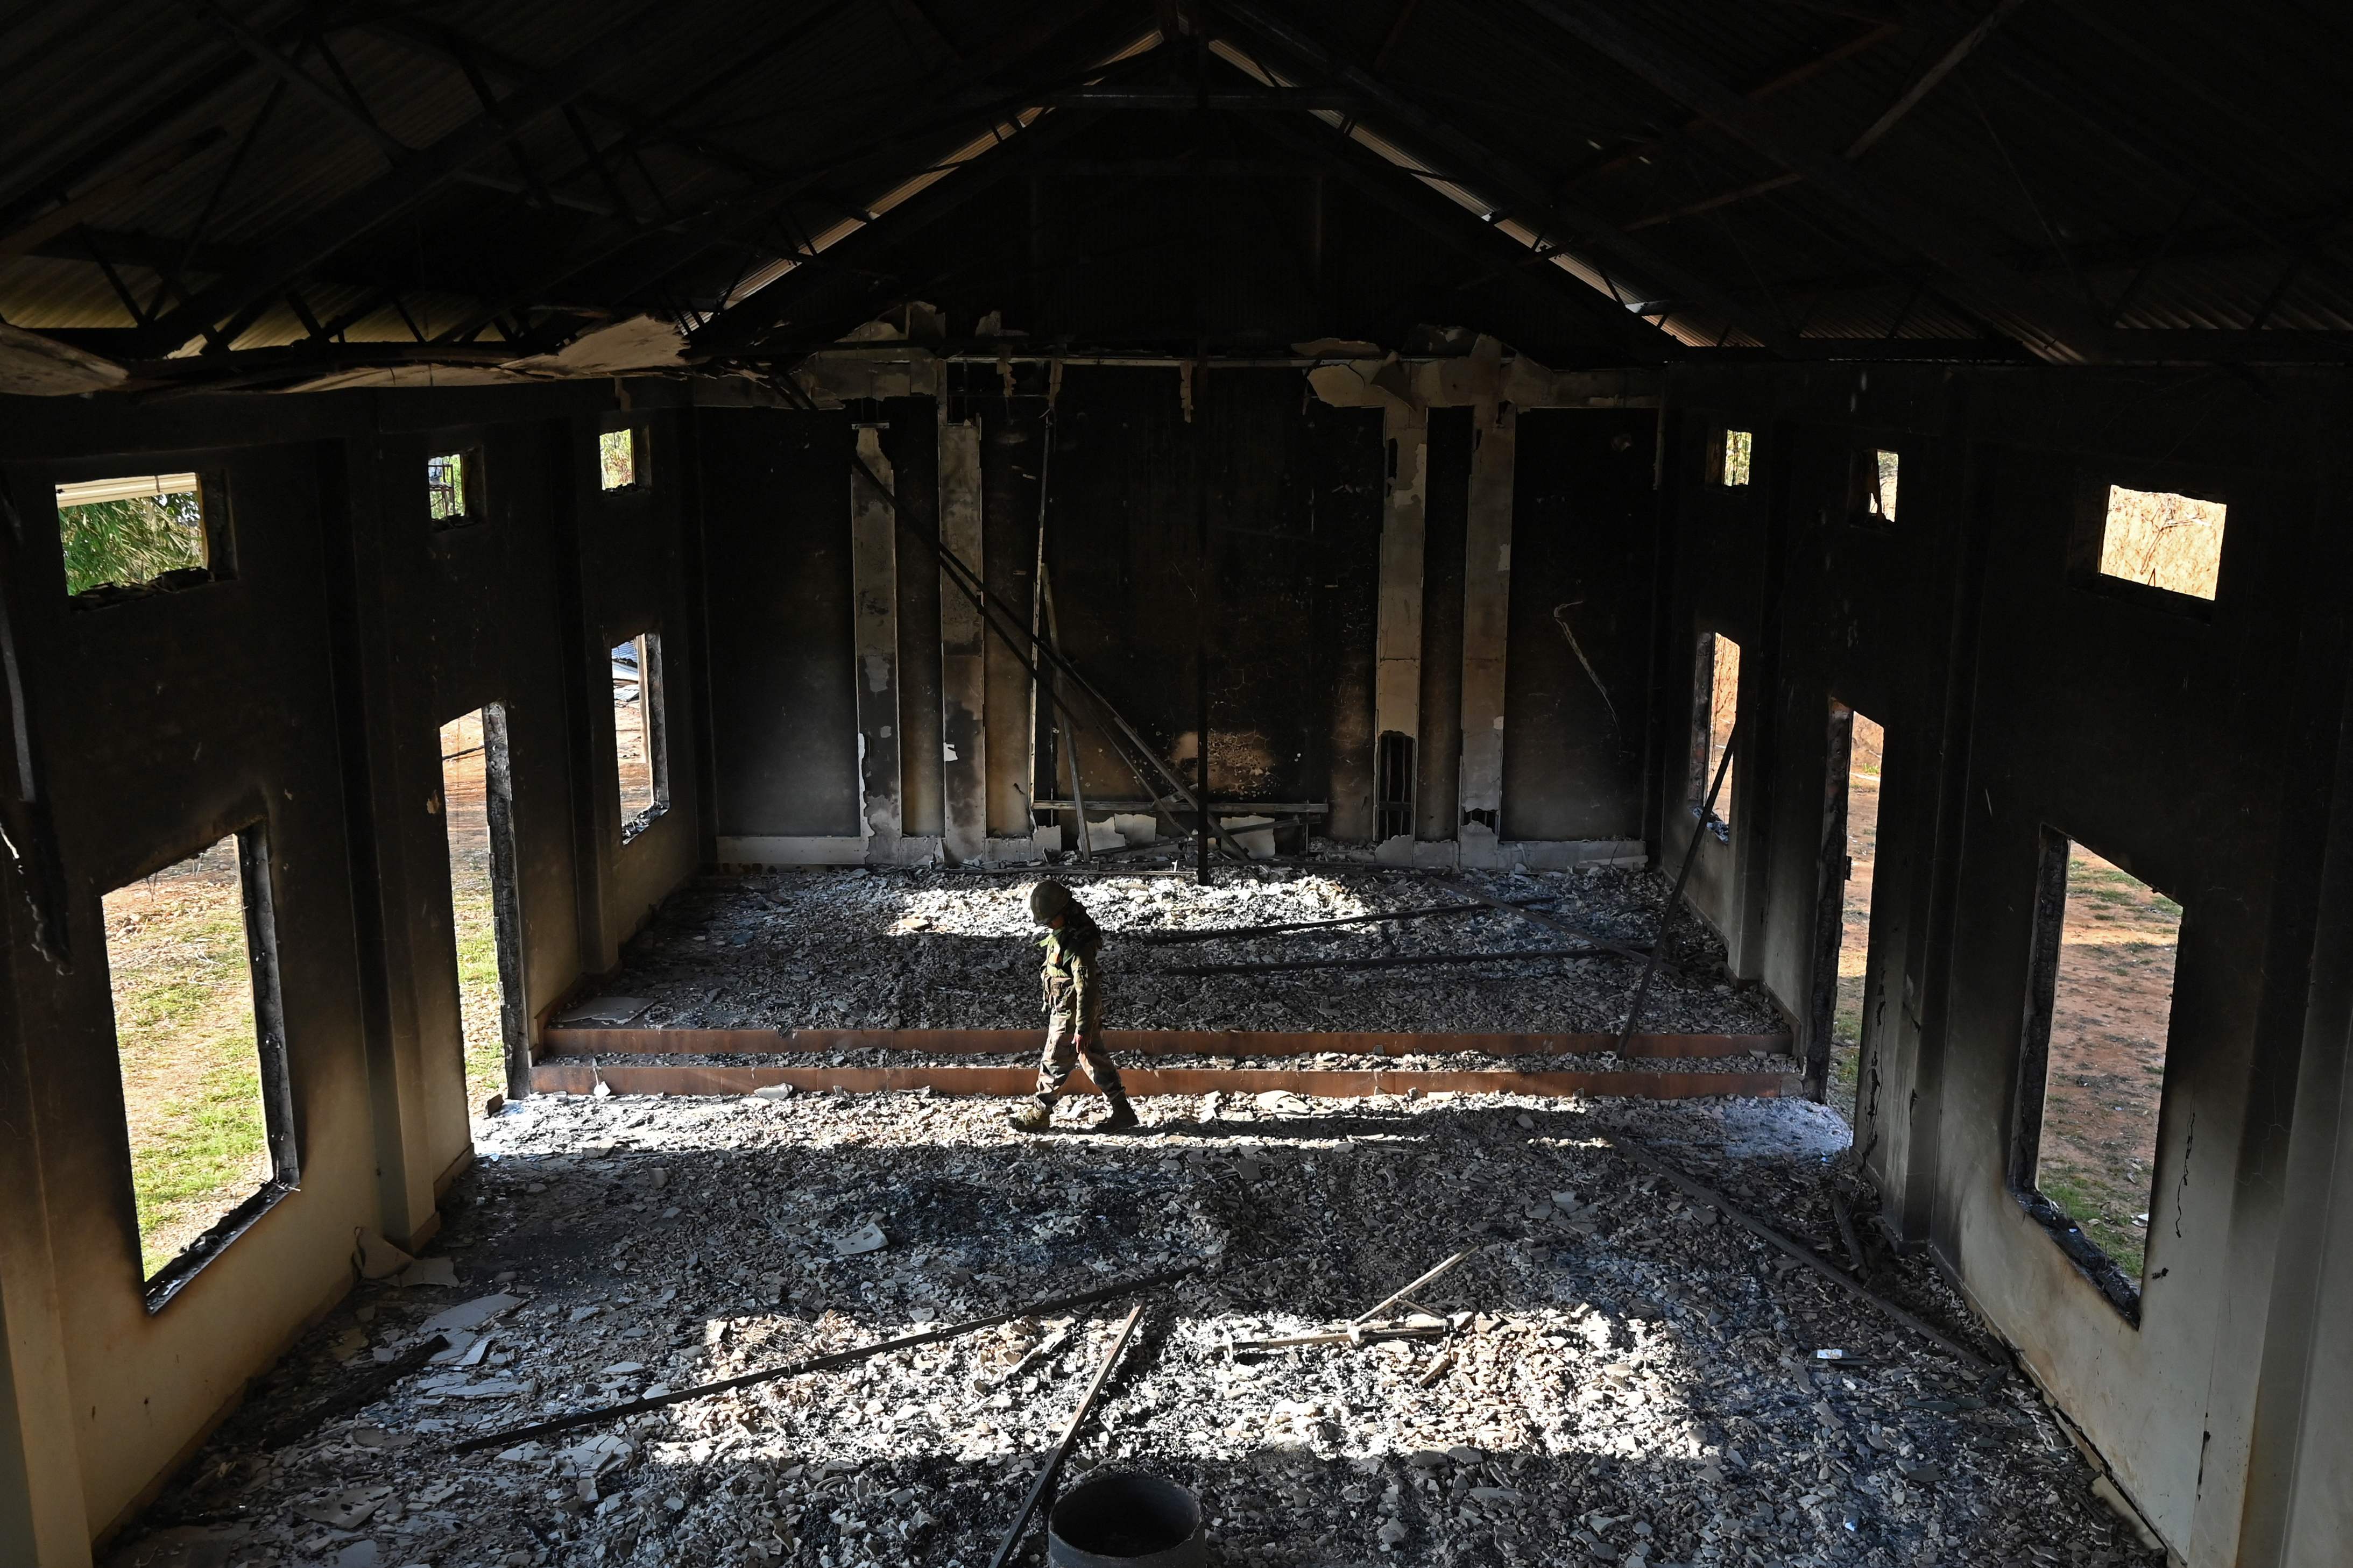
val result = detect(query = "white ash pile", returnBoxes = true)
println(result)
[116,1092,2155,1568]
[595,865,1784,1037]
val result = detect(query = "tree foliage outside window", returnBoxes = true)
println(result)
[599,429,638,491]
[58,492,207,596]
[1720,428,1752,486]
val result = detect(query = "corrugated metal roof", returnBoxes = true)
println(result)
[2,0,2345,391]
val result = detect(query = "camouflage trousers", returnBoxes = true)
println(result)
[1037,983,1125,1099]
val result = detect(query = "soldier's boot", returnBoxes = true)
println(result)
[1009,1095,1054,1133]
[1096,1091,1139,1132]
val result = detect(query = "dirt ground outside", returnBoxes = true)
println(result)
[100,836,271,1279]
[614,642,655,821]
[441,711,505,1113]
[2037,847,2177,1281]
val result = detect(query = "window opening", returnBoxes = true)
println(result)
[2014,832,2180,1316]
[2097,485,2224,601]
[599,428,645,491]
[426,450,478,527]
[54,472,222,599]
[1376,731,1416,842]
[439,706,527,1107]
[1714,428,1753,486]
[1866,450,1899,522]
[101,828,295,1305]
[1689,632,1740,835]
[1818,704,1886,1121]
[613,632,670,839]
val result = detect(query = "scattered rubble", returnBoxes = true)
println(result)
[591,865,1785,1037]
[112,1091,2154,1568]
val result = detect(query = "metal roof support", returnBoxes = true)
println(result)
[446,16,1141,351]
[688,108,1107,360]
[131,3,668,359]
[1556,17,1900,195]
[1207,1,1797,354]
[1520,0,2112,364]
[1245,112,1672,361]
[1626,0,2027,233]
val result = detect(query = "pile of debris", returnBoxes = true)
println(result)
[115,1091,2158,1568]
[591,865,1784,1037]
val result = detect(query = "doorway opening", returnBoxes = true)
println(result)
[439,705,527,1107]
[1813,701,1886,1116]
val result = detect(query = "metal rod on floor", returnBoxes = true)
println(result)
[1351,1248,1480,1326]
[1438,877,1657,966]
[1128,896,1564,943]
[1615,719,1739,1051]
[987,1300,1149,1568]
[447,1266,1191,1455]
[1161,945,1628,977]
[1597,1132,1997,1377]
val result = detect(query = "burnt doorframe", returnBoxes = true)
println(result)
[440,701,531,1102]
[1805,700,1855,1101]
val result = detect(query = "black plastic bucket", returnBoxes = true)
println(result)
[1046,1470,1206,1568]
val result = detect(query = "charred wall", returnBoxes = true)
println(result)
[1653,361,2353,1568]
[0,381,704,1542]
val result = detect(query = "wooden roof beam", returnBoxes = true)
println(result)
[1207,1,1797,353]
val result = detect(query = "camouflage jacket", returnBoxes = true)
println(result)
[1039,908,1104,1016]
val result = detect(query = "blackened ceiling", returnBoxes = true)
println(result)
[2,0,2348,395]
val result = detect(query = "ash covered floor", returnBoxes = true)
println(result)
[118,1091,2156,1568]
[592,866,1786,1037]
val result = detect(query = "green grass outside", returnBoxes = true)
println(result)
[106,884,272,1280]
[1830,974,1863,1116]
[2037,1164,2147,1280]
[452,880,507,1110]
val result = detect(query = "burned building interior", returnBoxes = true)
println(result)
[4,2,2352,1565]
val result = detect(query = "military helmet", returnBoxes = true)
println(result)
[1029,878,1073,924]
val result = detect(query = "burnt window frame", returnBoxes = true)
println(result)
[103,820,301,1313]
[2008,824,2182,1325]
[48,464,236,607]
[425,443,486,531]
[2066,469,2230,622]
[597,423,651,494]
[611,628,671,843]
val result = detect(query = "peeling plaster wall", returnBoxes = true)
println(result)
[0,381,704,1546]
[978,395,1043,852]
[1457,398,1516,867]
[887,400,945,846]
[849,427,906,860]
[938,415,988,864]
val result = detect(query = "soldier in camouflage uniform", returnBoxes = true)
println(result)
[1010,879,1139,1132]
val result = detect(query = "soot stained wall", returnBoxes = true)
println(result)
[1501,408,1659,843]
[699,408,859,841]
[1654,362,2353,1568]
[0,381,706,1543]
[1034,367,1381,824]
